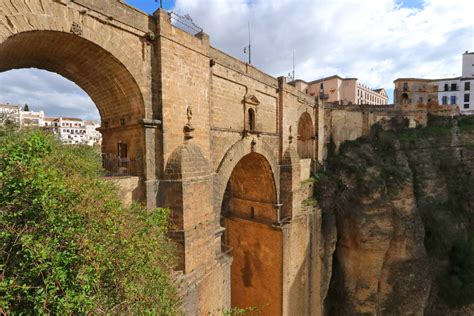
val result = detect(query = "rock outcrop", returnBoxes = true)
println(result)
[318,116,474,315]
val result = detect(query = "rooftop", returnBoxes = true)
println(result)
[394,76,461,83]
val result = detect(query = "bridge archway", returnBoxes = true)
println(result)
[221,152,282,315]
[297,112,314,159]
[0,30,146,175]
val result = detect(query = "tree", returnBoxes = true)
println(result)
[23,104,30,111]
[0,129,180,314]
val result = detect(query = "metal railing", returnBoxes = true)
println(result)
[169,12,203,36]
[319,93,329,100]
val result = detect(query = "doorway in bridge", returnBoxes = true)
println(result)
[221,153,282,315]
[0,30,145,177]
[297,112,315,159]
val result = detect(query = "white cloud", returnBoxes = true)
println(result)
[0,0,472,110]
[174,0,474,100]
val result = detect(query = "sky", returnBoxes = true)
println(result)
[0,0,473,119]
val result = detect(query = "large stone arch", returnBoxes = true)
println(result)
[214,138,280,217]
[0,30,145,121]
[297,112,315,159]
[0,0,152,119]
[219,149,282,315]
[0,1,154,177]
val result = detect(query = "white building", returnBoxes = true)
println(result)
[461,51,474,114]
[44,117,101,146]
[395,52,474,115]
[20,109,45,127]
[0,104,21,125]
[84,120,102,146]
[438,78,460,107]
[0,103,45,127]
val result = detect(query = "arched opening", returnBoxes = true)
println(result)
[0,31,145,176]
[221,153,281,315]
[247,108,256,131]
[297,112,314,159]
[401,93,409,105]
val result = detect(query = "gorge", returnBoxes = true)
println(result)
[317,115,474,315]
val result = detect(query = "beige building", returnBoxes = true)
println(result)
[291,75,389,105]
[0,103,45,127]
[44,117,102,146]
[0,103,21,125]
[394,51,474,115]
[20,109,45,127]
[393,78,460,107]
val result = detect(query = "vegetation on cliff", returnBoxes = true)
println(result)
[317,115,474,312]
[0,128,179,314]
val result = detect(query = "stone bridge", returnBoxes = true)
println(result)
[0,1,423,314]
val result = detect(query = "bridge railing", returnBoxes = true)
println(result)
[169,12,203,36]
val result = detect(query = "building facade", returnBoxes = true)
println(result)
[461,51,474,114]
[0,107,102,146]
[0,103,21,125]
[394,51,474,115]
[0,104,46,127]
[20,109,45,127]
[43,117,101,146]
[291,75,389,105]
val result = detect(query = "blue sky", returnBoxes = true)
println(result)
[0,0,472,119]
[398,0,424,9]
[124,0,175,13]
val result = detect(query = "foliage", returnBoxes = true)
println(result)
[23,104,30,112]
[0,129,179,314]
[316,118,474,309]
[438,234,474,307]
[315,125,409,214]
[222,306,261,315]
[458,115,474,130]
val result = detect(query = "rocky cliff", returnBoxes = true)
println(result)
[317,116,474,315]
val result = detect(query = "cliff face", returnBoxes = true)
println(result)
[317,116,474,315]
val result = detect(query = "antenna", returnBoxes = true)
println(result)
[244,21,251,64]
[154,0,163,9]
[288,51,295,81]
[292,51,295,81]
[248,21,252,64]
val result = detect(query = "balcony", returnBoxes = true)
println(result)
[319,93,329,100]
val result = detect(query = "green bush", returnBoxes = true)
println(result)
[439,234,474,307]
[0,129,179,314]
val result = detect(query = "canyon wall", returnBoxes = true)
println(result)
[318,116,474,315]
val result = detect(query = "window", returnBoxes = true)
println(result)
[465,104,469,109]
[450,96,457,105]
[320,83,324,90]
[442,96,448,105]
[247,108,256,131]
[465,82,470,91]
[451,83,457,91]
[444,83,449,91]
[403,82,408,91]
[401,93,409,104]
[465,94,470,102]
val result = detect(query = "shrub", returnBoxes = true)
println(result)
[0,129,179,314]
[439,234,474,307]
